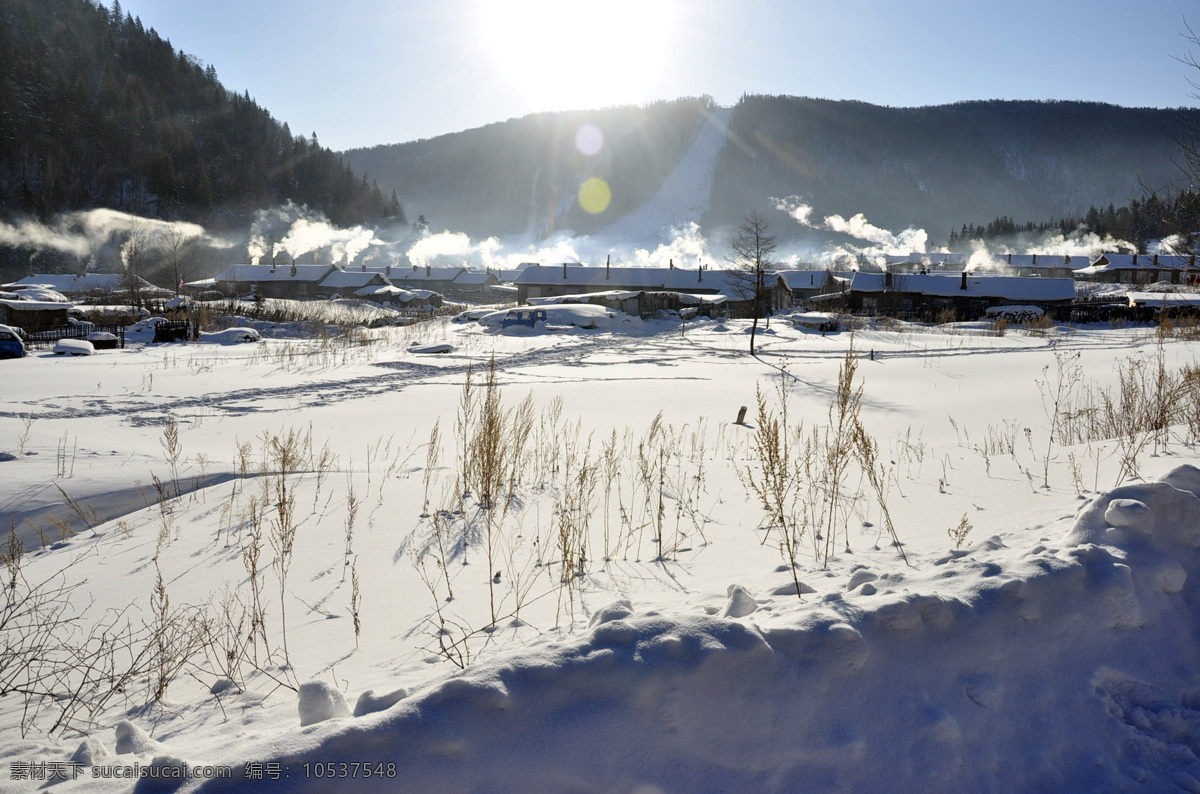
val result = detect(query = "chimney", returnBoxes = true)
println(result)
[1153,254,1159,266]
[290,260,297,277]
[425,265,431,276]
[698,263,703,283]
[361,264,366,272]
[412,264,418,271]
[1132,253,1138,265]
[386,264,391,276]
[563,262,567,279]
[960,271,968,291]
[1031,253,1037,265]
[1065,254,1071,265]
[669,259,674,270]
[605,254,610,280]
[1007,253,1012,264]
[885,271,893,290]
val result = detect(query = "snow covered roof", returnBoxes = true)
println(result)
[991,254,1084,270]
[516,265,780,299]
[0,298,71,312]
[1085,254,1197,272]
[1126,291,1200,307]
[452,271,500,286]
[850,272,1076,301]
[2,285,71,302]
[318,269,389,289]
[214,264,336,283]
[353,285,423,302]
[8,273,155,293]
[778,270,833,289]
[883,253,970,267]
[392,267,466,283]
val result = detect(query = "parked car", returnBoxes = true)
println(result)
[0,324,25,359]
[53,339,94,356]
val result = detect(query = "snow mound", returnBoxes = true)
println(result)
[200,327,261,345]
[52,338,94,356]
[298,681,351,727]
[180,466,1200,793]
[353,687,408,718]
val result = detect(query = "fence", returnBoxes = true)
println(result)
[152,320,198,343]
[22,324,126,350]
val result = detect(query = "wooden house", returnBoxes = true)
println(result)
[389,265,468,295]
[989,254,1082,279]
[316,268,393,298]
[1076,254,1199,285]
[447,271,501,301]
[213,264,337,299]
[528,289,727,319]
[0,299,70,331]
[513,264,791,318]
[778,270,844,303]
[813,271,1075,321]
[9,273,169,301]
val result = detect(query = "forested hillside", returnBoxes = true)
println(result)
[348,95,1200,244]
[342,98,712,239]
[707,96,1199,238]
[949,190,1200,253]
[0,0,399,228]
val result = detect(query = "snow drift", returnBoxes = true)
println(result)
[156,466,1200,793]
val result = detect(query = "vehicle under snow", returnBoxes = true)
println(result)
[477,303,627,331]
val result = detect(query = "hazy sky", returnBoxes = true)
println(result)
[115,0,1200,152]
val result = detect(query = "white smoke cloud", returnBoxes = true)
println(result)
[1025,228,1136,257]
[0,208,230,270]
[1152,235,1190,255]
[630,222,711,268]
[406,231,476,268]
[772,196,929,266]
[271,218,380,265]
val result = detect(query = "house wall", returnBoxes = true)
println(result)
[0,305,68,331]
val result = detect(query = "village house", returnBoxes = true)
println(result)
[315,267,393,298]
[8,272,169,301]
[0,298,70,331]
[778,270,844,304]
[880,253,970,271]
[353,284,444,310]
[448,271,501,300]
[212,263,337,299]
[812,271,1076,321]
[512,263,792,317]
[1075,253,1199,285]
[529,289,728,319]
[988,254,1082,279]
[388,265,468,295]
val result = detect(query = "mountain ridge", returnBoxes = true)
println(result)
[343,96,1200,246]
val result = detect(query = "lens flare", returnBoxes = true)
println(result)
[578,178,612,214]
[575,124,604,157]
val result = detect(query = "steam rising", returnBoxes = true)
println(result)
[0,208,230,266]
[773,197,928,266]
[772,195,1141,269]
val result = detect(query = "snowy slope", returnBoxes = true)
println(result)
[0,317,1199,792]
[599,107,733,243]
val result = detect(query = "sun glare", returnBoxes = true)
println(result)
[476,0,677,111]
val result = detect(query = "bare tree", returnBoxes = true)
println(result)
[1166,22,1200,255]
[157,224,195,296]
[727,211,778,355]
[120,225,155,308]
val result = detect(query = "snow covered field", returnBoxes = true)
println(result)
[2,314,1200,792]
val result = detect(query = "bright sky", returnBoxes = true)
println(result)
[115,0,1200,152]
